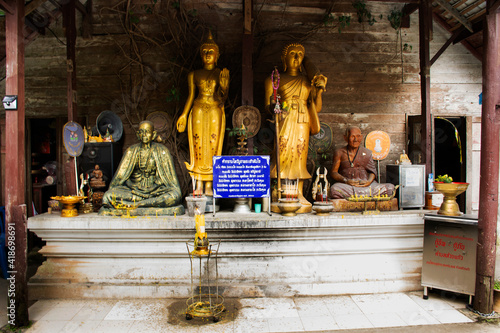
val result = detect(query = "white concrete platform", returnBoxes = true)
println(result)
[28,211,425,299]
[22,291,479,333]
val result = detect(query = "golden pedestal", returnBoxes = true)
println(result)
[434,182,469,216]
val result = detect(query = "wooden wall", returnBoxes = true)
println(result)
[0,0,483,204]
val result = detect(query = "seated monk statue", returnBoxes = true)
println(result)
[100,120,184,216]
[329,126,394,199]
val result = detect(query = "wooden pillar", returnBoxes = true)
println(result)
[63,0,77,121]
[63,0,78,195]
[242,0,254,154]
[419,0,433,175]
[474,2,500,314]
[4,0,29,327]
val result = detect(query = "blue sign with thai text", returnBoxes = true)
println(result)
[213,155,270,198]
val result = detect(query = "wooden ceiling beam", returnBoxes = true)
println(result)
[431,28,463,65]
[25,0,48,16]
[0,0,13,14]
[452,0,469,9]
[433,12,482,60]
[454,19,484,43]
[435,0,474,32]
[460,1,483,16]
[75,1,87,14]
[401,3,418,28]
[489,0,500,12]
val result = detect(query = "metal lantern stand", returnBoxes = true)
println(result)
[185,240,225,322]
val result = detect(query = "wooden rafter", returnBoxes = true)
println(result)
[490,0,500,12]
[25,0,48,16]
[431,28,463,65]
[0,0,13,14]
[433,12,482,60]
[461,1,483,16]
[435,0,474,32]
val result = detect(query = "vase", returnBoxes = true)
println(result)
[433,182,469,216]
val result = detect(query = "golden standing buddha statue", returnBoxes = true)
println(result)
[264,43,327,213]
[177,32,230,196]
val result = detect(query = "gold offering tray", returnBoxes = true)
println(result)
[51,196,86,217]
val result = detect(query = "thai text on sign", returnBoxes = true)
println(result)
[212,155,270,198]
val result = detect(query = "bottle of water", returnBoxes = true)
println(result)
[428,173,434,192]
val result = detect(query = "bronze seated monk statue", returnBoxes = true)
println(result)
[329,126,395,200]
[99,120,184,216]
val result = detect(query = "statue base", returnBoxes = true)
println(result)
[99,205,185,216]
[330,198,398,212]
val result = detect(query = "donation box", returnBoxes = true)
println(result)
[421,213,477,297]
[386,164,425,209]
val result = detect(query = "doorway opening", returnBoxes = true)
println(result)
[434,117,467,211]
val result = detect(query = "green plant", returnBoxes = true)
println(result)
[165,85,180,102]
[323,13,352,33]
[387,9,403,31]
[353,0,377,26]
[226,125,252,138]
[494,280,500,290]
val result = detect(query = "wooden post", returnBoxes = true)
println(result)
[419,0,432,175]
[63,0,77,121]
[4,0,29,327]
[474,2,500,315]
[63,0,78,194]
[242,0,254,155]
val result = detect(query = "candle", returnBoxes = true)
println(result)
[195,214,206,234]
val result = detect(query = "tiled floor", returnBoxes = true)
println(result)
[23,291,476,333]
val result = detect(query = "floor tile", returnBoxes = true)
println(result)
[351,293,422,314]
[300,315,339,331]
[127,320,198,333]
[408,292,457,312]
[25,320,68,333]
[365,312,408,328]
[198,319,234,333]
[267,317,304,332]
[29,300,59,321]
[324,296,363,316]
[39,305,84,321]
[429,309,474,324]
[104,300,168,321]
[93,320,135,333]
[72,300,116,321]
[398,309,441,326]
[333,313,374,330]
[60,320,101,333]
[234,318,269,333]
[239,298,299,319]
[293,297,331,317]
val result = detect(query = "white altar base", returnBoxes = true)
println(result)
[27,210,425,299]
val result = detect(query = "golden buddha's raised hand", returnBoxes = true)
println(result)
[219,68,230,91]
[312,74,328,92]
